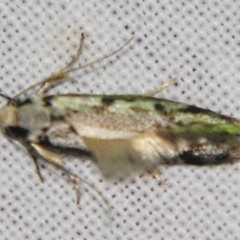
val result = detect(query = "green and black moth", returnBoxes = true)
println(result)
[0,33,240,208]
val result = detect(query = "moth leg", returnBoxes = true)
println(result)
[144,77,178,96]
[12,34,84,98]
[12,72,78,100]
[68,172,81,204]
[36,33,85,94]
[63,33,85,71]
[36,75,78,95]
[30,143,82,203]
[61,35,134,75]
[13,35,133,99]
[36,35,134,94]
[149,169,167,185]
[30,143,111,211]
[31,153,44,183]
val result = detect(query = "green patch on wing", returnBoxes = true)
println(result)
[171,122,240,135]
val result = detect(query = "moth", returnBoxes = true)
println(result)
[0,33,240,209]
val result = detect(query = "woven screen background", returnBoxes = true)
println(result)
[0,1,240,239]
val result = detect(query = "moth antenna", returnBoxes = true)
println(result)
[0,93,18,105]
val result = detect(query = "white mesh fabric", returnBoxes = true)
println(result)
[0,1,240,239]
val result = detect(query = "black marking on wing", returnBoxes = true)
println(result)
[180,105,211,114]
[4,126,29,140]
[154,103,165,112]
[179,105,235,122]
[38,137,92,157]
[102,96,116,105]
[179,149,230,165]
[119,96,141,102]
[102,95,142,105]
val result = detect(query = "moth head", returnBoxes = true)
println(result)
[0,106,18,128]
[0,94,19,128]
[0,94,50,141]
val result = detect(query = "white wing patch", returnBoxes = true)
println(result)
[82,137,137,177]
[81,134,187,177]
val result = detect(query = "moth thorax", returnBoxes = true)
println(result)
[0,106,18,128]
[17,104,51,131]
